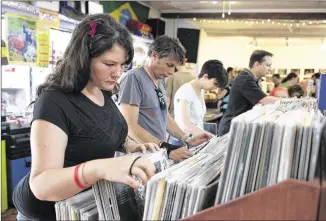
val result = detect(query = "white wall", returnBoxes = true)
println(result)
[197,33,326,80]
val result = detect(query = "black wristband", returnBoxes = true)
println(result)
[129,156,142,176]
[159,142,182,156]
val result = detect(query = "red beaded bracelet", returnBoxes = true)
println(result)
[74,164,86,189]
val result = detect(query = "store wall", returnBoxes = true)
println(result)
[165,18,199,39]
[148,7,161,19]
[197,32,326,80]
[164,18,200,75]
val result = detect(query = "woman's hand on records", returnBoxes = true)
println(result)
[169,147,193,162]
[125,142,160,153]
[102,156,155,189]
[186,132,213,147]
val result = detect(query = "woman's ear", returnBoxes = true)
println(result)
[203,73,209,79]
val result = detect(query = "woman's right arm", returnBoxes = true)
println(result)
[29,120,155,202]
[177,100,210,136]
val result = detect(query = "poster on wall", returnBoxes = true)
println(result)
[36,26,50,67]
[278,69,287,76]
[6,13,37,65]
[37,9,60,67]
[319,69,326,74]
[290,69,300,74]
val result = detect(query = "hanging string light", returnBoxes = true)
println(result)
[195,18,322,28]
[228,1,231,15]
[222,1,225,18]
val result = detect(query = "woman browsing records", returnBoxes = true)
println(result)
[13,14,158,220]
[172,60,228,144]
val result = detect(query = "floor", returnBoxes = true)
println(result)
[2,208,17,221]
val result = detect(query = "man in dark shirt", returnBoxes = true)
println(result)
[218,50,278,136]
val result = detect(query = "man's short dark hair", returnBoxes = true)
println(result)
[272,74,280,79]
[148,35,186,64]
[249,50,273,68]
[227,67,234,73]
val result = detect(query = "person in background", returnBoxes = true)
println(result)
[218,50,278,136]
[173,60,227,141]
[217,67,233,113]
[12,14,157,221]
[270,72,298,97]
[226,67,236,84]
[288,84,304,98]
[165,59,195,119]
[119,35,212,162]
[272,74,281,88]
[311,73,321,97]
[279,72,299,88]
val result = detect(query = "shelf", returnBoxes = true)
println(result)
[183,179,321,221]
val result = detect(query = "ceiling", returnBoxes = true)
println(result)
[142,1,326,38]
[144,1,326,14]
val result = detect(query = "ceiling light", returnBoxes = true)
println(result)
[193,17,196,21]
[267,19,271,23]
[309,21,312,24]
[212,1,217,4]
[278,22,281,25]
[230,1,237,4]
[296,23,299,27]
[222,13,225,18]
[302,22,306,26]
[262,20,264,24]
[272,21,275,24]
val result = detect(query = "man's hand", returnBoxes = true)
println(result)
[186,133,213,147]
[169,147,193,162]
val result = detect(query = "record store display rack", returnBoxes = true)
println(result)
[55,98,326,221]
[184,98,326,221]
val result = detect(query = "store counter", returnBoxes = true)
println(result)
[204,109,223,122]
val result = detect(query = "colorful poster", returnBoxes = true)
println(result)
[36,26,50,67]
[109,3,138,25]
[36,9,59,67]
[39,8,60,28]
[6,13,37,65]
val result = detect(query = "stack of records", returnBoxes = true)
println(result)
[93,149,169,221]
[142,135,228,220]
[215,98,326,205]
[55,189,98,221]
